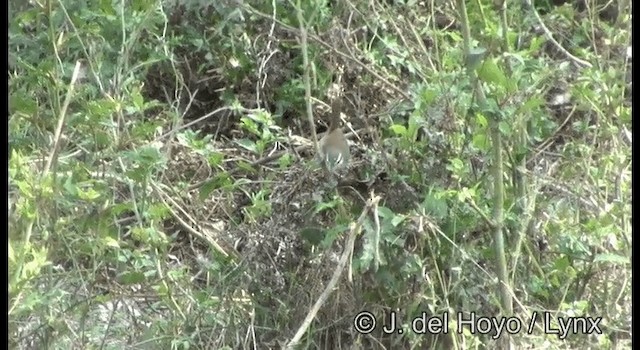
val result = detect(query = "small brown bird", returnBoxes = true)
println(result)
[319,99,350,173]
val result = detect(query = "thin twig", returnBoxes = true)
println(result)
[295,0,320,155]
[524,0,593,68]
[185,127,363,191]
[152,183,235,259]
[242,4,411,101]
[10,61,83,311]
[286,194,381,349]
[154,106,234,142]
[465,198,496,229]
[43,61,83,174]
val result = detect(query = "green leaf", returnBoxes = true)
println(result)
[132,89,144,111]
[593,253,629,265]
[147,203,169,220]
[517,96,544,115]
[391,214,405,227]
[207,152,225,167]
[237,161,257,173]
[9,94,38,115]
[87,98,119,119]
[407,113,425,137]
[63,176,78,196]
[477,59,508,90]
[103,236,120,248]
[553,256,571,271]
[134,145,164,165]
[240,117,259,136]
[78,186,101,201]
[420,87,439,106]
[199,173,231,200]
[112,202,134,216]
[472,133,489,151]
[480,98,500,115]
[528,36,545,53]
[475,113,488,128]
[99,0,117,15]
[389,124,407,136]
[449,158,464,171]
[23,247,50,278]
[132,0,154,11]
[377,206,395,220]
[124,145,166,182]
[278,153,293,168]
[467,47,487,70]
[118,271,146,284]
[618,105,631,123]
[315,200,338,213]
[457,187,476,202]
[235,139,257,153]
[498,121,512,135]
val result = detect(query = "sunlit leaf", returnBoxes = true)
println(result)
[593,253,629,265]
[477,58,508,90]
[389,124,407,136]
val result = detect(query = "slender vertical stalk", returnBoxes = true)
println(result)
[295,0,320,155]
[500,0,509,52]
[456,0,513,335]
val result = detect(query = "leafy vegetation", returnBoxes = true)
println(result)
[9,0,631,348]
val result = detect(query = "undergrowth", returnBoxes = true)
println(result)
[8,0,631,349]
